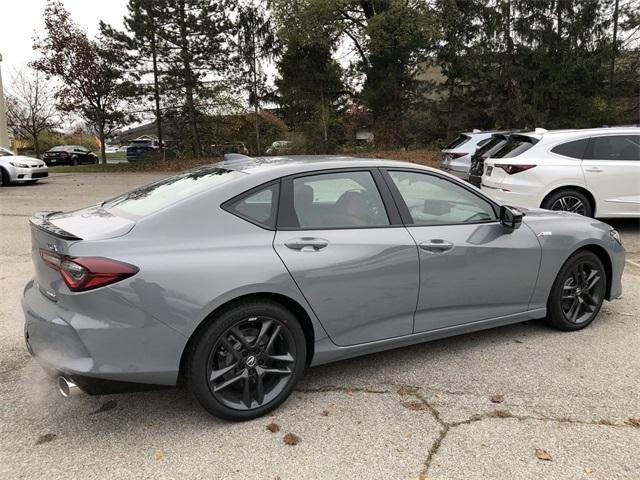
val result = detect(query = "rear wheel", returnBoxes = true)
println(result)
[545,251,606,331]
[71,156,78,166]
[186,300,306,421]
[542,189,593,217]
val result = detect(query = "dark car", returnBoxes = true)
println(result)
[126,138,160,161]
[468,133,513,187]
[43,145,98,166]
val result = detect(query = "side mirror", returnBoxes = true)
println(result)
[500,205,523,230]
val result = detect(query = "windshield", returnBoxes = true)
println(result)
[103,165,245,218]
[491,135,538,159]
[0,147,13,157]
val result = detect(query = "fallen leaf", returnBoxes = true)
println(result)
[321,410,330,416]
[90,400,118,415]
[345,388,354,395]
[397,386,418,396]
[535,448,552,461]
[266,422,280,433]
[624,418,640,427]
[35,433,57,445]
[584,467,593,474]
[401,401,430,411]
[283,432,300,446]
[154,451,164,460]
[490,394,505,404]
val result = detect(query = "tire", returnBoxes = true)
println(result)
[0,168,9,186]
[545,251,606,331]
[542,189,593,217]
[186,299,306,421]
[71,156,78,166]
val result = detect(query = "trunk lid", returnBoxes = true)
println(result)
[29,208,136,297]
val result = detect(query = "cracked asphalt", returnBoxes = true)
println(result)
[1,173,639,480]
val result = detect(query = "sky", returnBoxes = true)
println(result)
[0,0,128,78]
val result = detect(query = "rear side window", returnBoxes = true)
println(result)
[492,135,537,159]
[224,183,279,229]
[585,135,640,161]
[444,135,471,150]
[550,138,589,159]
[104,166,244,218]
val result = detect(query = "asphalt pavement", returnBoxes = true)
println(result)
[1,173,638,480]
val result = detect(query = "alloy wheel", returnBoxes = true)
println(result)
[207,316,296,410]
[560,261,604,324]
[550,195,586,215]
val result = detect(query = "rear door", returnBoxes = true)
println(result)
[273,169,419,346]
[582,134,640,216]
[383,169,541,332]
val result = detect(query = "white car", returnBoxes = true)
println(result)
[0,146,49,186]
[440,130,505,180]
[481,127,640,217]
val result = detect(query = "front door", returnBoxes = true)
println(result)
[273,169,419,346]
[383,169,541,333]
[582,134,640,217]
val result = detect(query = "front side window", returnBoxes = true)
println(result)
[290,171,389,228]
[389,171,496,225]
[225,183,279,228]
[585,135,640,161]
[551,138,589,159]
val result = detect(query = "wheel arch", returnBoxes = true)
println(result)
[177,292,316,383]
[541,185,598,215]
[0,165,11,184]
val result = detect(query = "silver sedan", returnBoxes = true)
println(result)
[22,155,625,420]
[0,146,48,185]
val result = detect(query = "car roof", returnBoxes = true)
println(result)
[516,126,640,140]
[222,154,436,178]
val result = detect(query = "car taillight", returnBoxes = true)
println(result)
[39,250,138,292]
[450,152,467,159]
[495,164,536,175]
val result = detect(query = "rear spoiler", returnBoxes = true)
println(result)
[29,211,82,240]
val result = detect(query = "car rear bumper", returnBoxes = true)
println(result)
[22,279,186,386]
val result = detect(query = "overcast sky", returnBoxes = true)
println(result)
[1,0,128,78]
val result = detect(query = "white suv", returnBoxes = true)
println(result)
[440,130,504,180]
[480,127,639,218]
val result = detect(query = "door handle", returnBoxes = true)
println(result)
[419,240,454,252]
[284,237,329,251]
[584,167,603,173]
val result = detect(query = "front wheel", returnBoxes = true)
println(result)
[545,251,606,331]
[186,300,306,421]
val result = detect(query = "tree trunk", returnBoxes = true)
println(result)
[33,133,40,158]
[151,24,164,158]
[99,122,107,164]
[609,0,619,91]
[179,0,200,157]
[253,45,260,155]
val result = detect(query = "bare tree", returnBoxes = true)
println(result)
[5,69,59,157]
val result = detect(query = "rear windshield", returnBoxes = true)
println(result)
[475,135,505,158]
[491,135,537,159]
[103,166,245,218]
[444,135,471,150]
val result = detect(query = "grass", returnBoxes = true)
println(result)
[48,148,440,174]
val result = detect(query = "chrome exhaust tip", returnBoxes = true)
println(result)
[57,376,82,397]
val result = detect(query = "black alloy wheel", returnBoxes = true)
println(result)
[545,251,606,331]
[187,300,306,420]
[542,189,593,217]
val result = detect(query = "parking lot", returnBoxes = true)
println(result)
[1,172,639,480]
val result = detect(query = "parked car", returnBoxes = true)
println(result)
[468,132,514,187]
[42,145,98,166]
[23,156,624,420]
[0,146,48,186]
[266,140,294,155]
[209,142,249,156]
[126,138,160,161]
[440,130,505,180]
[481,127,640,217]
